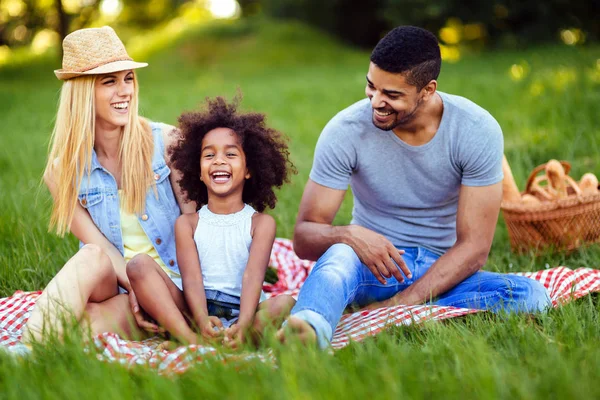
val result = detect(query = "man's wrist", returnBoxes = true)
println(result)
[336,225,356,248]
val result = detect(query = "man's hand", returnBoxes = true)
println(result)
[199,316,224,341]
[346,225,411,284]
[128,290,164,333]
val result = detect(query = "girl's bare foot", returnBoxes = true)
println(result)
[276,316,317,345]
[156,340,178,351]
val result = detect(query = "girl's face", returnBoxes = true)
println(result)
[200,127,250,200]
[94,70,134,131]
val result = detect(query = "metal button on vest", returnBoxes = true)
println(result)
[81,198,87,206]
[154,173,160,180]
[155,238,162,245]
[141,214,148,221]
[169,260,175,266]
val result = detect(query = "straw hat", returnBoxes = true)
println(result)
[54,26,147,80]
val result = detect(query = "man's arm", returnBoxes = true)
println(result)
[294,179,410,284]
[368,182,502,308]
[293,179,347,260]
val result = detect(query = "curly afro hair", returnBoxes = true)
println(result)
[370,26,441,90]
[169,96,295,212]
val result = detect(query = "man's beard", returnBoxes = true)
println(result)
[371,98,422,131]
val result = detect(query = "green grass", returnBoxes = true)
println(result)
[1,19,600,398]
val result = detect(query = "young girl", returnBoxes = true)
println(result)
[126,96,296,347]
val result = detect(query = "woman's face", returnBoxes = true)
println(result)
[94,70,135,130]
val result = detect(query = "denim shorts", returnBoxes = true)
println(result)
[205,289,241,328]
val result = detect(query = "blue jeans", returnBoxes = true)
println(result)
[291,244,552,348]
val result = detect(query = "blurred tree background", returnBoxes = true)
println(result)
[0,0,596,59]
[258,0,597,48]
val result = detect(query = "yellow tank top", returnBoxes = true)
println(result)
[119,190,179,278]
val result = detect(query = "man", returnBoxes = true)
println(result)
[280,26,551,348]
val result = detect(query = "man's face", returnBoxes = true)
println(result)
[365,62,424,131]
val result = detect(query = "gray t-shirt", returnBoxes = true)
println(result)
[309,91,504,255]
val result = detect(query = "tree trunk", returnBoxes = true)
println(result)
[237,0,261,17]
[56,0,68,59]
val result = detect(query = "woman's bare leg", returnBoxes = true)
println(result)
[83,294,146,340]
[22,244,121,343]
[126,254,197,344]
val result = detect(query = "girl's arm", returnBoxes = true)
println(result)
[174,214,211,328]
[163,124,197,214]
[237,213,277,329]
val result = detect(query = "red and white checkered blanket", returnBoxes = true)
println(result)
[2,238,599,373]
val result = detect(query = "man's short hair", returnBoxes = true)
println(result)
[370,26,441,90]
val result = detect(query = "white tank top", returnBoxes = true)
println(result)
[193,204,256,298]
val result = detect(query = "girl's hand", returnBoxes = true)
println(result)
[200,316,224,341]
[128,290,164,333]
[223,324,246,349]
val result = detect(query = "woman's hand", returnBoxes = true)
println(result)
[128,290,164,333]
[199,316,224,341]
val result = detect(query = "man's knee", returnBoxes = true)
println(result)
[316,243,361,270]
[126,254,155,282]
[522,278,552,312]
[508,276,552,313]
[309,243,364,289]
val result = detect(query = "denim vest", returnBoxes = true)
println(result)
[77,122,181,274]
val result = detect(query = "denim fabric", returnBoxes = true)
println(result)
[291,243,552,348]
[77,122,181,274]
[205,289,241,328]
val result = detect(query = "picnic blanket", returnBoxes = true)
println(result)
[2,238,599,374]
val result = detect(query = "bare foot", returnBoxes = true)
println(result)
[276,316,317,345]
[156,340,176,351]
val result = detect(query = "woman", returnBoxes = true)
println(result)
[22,26,195,342]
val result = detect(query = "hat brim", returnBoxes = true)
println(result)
[54,60,148,80]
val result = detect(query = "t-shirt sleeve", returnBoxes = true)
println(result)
[309,116,356,190]
[460,114,504,186]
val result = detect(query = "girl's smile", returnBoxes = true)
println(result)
[211,171,231,184]
[200,127,250,200]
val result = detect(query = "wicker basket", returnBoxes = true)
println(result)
[501,160,600,253]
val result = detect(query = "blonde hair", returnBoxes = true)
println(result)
[45,71,154,236]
